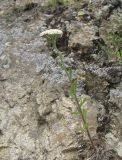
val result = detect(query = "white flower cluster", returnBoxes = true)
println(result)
[40,29,63,38]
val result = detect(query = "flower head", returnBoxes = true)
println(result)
[40,29,63,51]
[40,29,63,38]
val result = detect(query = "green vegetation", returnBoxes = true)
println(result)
[46,0,72,10]
[101,17,122,62]
[58,53,96,151]
[12,0,38,12]
[102,32,122,61]
[108,32,122,59]
[0,0,39,22]
[40,29,96,151]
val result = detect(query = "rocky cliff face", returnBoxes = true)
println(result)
[0,0,122,160]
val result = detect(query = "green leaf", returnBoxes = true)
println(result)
[83,122,89,130]
[79,98,86,108]
[69,79,77,98]
[117,51,122,59]
[82,108,87,120]
[76,127,85,133]
[71,112,81,116]
[59,63,65,70]
[67,68,72,81]
[78,10,85,16]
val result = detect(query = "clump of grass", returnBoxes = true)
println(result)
[12,0,38,12]
[102,32,122,61]
[46,0,72,11]
[101,18,122,62]
[108,32,122,59]
[40,29,96,151]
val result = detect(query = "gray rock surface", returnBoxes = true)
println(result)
[0,0,122,160]
[106,82,122,157]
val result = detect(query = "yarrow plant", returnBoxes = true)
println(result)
[40,29,63,51]
[40,29,96,151]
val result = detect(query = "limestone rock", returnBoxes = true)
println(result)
[0,0,121,159]
[106,82,122,157]
[68,23,99,57]
[106,133,122,157]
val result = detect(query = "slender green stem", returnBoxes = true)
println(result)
[52,39,72,80]
[74,94,96,151]
[53,41,96,151]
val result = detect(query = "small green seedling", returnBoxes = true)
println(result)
[40,29,96,151]
[102,30,122,62]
